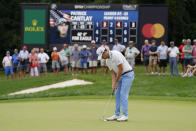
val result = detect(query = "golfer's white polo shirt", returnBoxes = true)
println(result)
[106,51,132,74]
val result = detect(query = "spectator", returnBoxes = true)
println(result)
[38,48,49,76]
[29,49,39,77]
[59,45,69,75]
[71,44,80,75]
[63,44,71,71]
[2,51,13,80]
[183,39,194,71]
[125,41,140,68]
[149,40,158,74]
[141,39,151,74]
[168,41,179,76]
[79,45,90,74]
[193,39,196,62]
[157,41,168,75]
[112,39,126,55]
[89,40,98,75]
[18,45,29,78]
[179,39,187,74]
[100,40,110,75]
[51,47,60,75]
[182,58,196,77]
[12,49,20,79]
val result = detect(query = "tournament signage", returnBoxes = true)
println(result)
[49,4,138,45]
[23,9,46,44]
[138,5,168,48]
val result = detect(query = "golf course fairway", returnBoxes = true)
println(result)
[0,98,196,131]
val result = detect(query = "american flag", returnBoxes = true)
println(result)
[50,11,71,27]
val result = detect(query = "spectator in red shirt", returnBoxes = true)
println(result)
[29,49,39,77]
[179,39,187,74]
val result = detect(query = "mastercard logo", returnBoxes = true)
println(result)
[142,23,165,39]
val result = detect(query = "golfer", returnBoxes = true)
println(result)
[97,47,134,122]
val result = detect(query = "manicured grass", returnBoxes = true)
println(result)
[0,65,196,100]
[0,98,196,131]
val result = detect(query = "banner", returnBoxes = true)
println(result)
[23,9,46,44]
[138,5,168,48]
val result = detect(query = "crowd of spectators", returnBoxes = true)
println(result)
[1,38,196,80]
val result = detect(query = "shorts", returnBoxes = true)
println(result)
[39,63,47,72]
[159,59,167,67]
[52,60,60,69]
[60,60,68,67]
[127,58,135,68]
[180,58,185,65]
[143,56,149,66]
[101,59,107,67]
[72,61,79,68]
[5,66,13,76]
[80,62,87,69]
[184,58,193,66]
[149,56,158,66]
[13,63,19,73]
[18,60,28,71]
[89,60,97,67]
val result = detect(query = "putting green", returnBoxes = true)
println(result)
[0,98,196,131]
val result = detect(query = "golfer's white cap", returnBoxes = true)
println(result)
[83,45,87,49]
[193,39,196,43]
[97,47,106,60]
[53,47,57,51]
[91,40,96,43]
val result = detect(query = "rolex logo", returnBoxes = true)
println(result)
[32,19,38,26]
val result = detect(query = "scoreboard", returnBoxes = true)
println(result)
[21,4,168,50]
[50,8,138,45]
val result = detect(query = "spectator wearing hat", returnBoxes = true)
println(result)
[179,39,187,74]
[12,49,20,79]
[157,41,168,75]
[71,44,80,75]
[183,39,194,71]
[89,40,98,75]
[79,45,90,74]
[112,39,126,55]
[100,40,110,75]
[125,41,140,68]
[29,49,39,77]
[2,51,13,80]
[168,41,179,76]
[193,39,196,62]
[141,39,151,74]
[18,45,29,78]
[149,40,158,75]
[59,44,69,75]
[38,48,49,76]
[51,47,60,75]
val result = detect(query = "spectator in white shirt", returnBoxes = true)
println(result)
[100,40,110,75]
[38,48,49,76]
[168,41,179,76]
[157,41,168,75]
[2,51,13,80]
[125,41,140,68]
[18,45,29,78]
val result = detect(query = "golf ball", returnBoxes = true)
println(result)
[104,120,107,122]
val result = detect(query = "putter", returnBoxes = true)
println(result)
[100,90,115,121]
